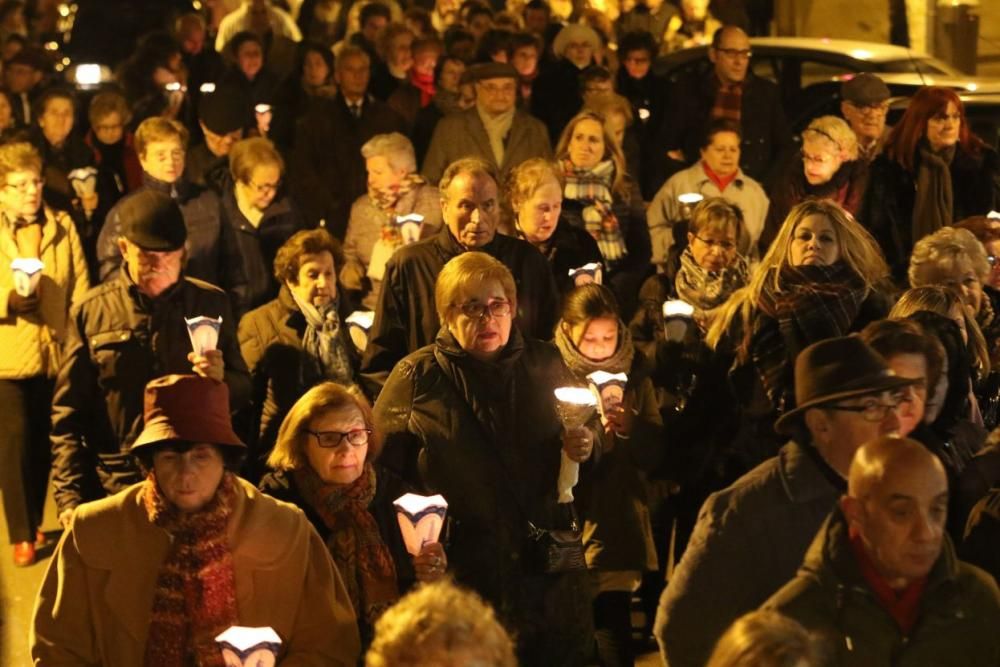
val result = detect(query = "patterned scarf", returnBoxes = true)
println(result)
[143,472,239,667]
[368,173,425,217]
[563,159,627,264]
[554,316,635,379]
[675,246,749,315]
[291,291,355,387]
[752,262,868,409]
[292,463,398,625]
[711,78,742,122]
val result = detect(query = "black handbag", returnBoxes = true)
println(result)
[526,511,587,574]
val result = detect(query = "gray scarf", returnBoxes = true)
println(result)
[675,247,749,316]
[477,103,515,165]
[912,143,955,245]
[290,291,355,387]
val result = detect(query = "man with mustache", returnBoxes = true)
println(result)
[766,436,1000,666]
[49,190,251,529]
[360,157,558,394]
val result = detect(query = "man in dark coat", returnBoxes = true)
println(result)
[289,45,406,240]
[767,436,1000,667]
[652,25,789,187]
[49,191,251,526]
[361,158,559,394]
[654,337,918,667]
[184,85,249,196]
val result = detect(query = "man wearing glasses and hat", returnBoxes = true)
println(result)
[655,336,920,667]
[49,190,250,529]
[34,374,360,666]
[840,72,892,163]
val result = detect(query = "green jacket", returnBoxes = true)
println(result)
[765,509,1000,667]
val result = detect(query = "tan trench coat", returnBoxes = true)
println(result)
[31,477,361,666]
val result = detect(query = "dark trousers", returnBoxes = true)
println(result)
[594,590,635,667]
[0,376,53,543]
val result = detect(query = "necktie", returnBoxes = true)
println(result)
[350,102,362,119]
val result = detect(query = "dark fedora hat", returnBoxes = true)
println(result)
[131,375,245,452]
[119,190,187,251]
[774,336,919,436]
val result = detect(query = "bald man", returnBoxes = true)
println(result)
[766,437,1000,666]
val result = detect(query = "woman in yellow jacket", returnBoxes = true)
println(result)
[0,141,89,566]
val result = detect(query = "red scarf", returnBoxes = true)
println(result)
[143,472,239,667]
[701,161,738,192]
[711,77,742,122]
[849,529,927,634]
[409,68,436,107]
[293,463,398,626]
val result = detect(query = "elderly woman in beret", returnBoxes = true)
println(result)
[32,374,360,666]
[340,132,441,309]
[374,251,595,666]
[260,381,447,646]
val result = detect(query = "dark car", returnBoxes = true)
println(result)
[655,37,973,131]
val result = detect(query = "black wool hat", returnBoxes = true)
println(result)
[198,85,250,134]
[119,190,187,251]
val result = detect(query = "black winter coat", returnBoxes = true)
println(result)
[374,328,594,667]
[532,219,603,297]
[860,144,1000,281]
[222,190,304,312]
[289,93,405,239]
[49,271,251,513]
[360,226,560,393]
[652,70,790,184]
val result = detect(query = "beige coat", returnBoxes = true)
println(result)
[31,477,361,667]
[0,207,90,379]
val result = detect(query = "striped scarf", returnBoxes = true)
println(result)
[711,79,742,122]
[751,262,868,410]
[563,159,628,264]
[293,463,398,627]
[143,472,238,667]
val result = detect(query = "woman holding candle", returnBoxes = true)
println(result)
[340,133,442,310]
[374,251,595,667]
[259,381,446,646]
[0,141,89,566]
[554,282,662,667]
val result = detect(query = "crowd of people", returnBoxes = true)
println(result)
[3,0,1000,665]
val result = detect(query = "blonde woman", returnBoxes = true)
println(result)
[760,115,865,251]
[0,142,90,565]
[556,109,650,317]
[708,199,890,467]
[705,610,822,667]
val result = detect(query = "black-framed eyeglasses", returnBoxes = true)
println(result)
[456,300,513,320]
[825,394,906,423]
[693,234,737,252]
[306,428,372,448]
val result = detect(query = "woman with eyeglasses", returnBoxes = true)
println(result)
[259,381,445,648]
[0,142,89,566]
[862,86,1000,282]
[956,215,1000,291]
[374,251,596,667]
[239,228,357,477]
[225,136,304,311]
[907,226,1000,429]
[707,199,892,470]
[759,115,866,253]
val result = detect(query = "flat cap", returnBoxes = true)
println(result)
[119,190,187,251]
[841,72,890,106]
[467,62,518,82]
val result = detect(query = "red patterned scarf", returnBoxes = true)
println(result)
[293,463,398,625]
[711,78,742,122]
[143,472,239,667]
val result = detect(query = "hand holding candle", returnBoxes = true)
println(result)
[554,387,598,503]
[215,626,282,667]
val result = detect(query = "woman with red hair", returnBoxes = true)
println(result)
[861,86,1000,282]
